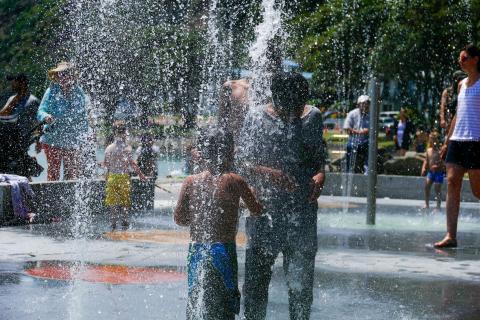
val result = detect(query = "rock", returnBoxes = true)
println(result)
[383,152,425,176]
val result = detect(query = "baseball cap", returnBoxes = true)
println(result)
[357,95,370,104]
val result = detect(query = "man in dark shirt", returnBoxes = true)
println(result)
[0,74,40,177]
[237,72,325,320]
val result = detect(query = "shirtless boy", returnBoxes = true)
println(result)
[104,123,146,230]
[174,129,262,320]
[421,131,445,210]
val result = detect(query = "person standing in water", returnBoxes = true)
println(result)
[37,62,90,181]
[344,95,370,173]
[421,131,445,211]
[237,72,325,320]
[435,44,480,248]
[104,123,146,230]
[174,129,262,320]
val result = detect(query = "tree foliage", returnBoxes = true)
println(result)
[0,0,63,100]
[3,0,480,127]
[290,0,476,121]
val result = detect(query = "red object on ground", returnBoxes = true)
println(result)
[25,261,186,285]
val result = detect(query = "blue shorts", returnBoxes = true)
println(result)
[427,171,444,184]
[187,243,240,317]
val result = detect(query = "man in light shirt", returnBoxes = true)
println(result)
[343,95,370,173]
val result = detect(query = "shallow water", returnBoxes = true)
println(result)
[1,197,480,319]
[29,147,185,182]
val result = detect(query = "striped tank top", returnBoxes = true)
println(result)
[451,78,480,141]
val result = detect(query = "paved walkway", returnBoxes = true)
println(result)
[1,188,480,319]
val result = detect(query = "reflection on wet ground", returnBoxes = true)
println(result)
[104,230,247,246]
[0,197,479,319]
[25,261,185,284]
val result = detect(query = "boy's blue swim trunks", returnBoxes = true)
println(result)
[186,242,240,319]
[427,171,444,184]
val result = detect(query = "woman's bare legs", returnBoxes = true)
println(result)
[468,169,480,198]
[44,144,61,181]
[63,150,78,180]
[434,164,465,247]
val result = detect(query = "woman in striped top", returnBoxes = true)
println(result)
[435,44,480,248]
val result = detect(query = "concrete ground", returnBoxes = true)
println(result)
[0,183,480,319]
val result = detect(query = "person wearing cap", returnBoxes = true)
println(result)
[37,62,90,181]
[440,70,466,131]
[343,95,370,173]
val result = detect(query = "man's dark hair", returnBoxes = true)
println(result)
[6,73,28,85]
[464,44,480,72]
[198,127,234,175]
[271,72,309,115]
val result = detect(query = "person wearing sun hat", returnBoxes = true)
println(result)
[37,61,90,181]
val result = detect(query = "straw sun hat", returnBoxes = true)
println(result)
[48,61,77,81]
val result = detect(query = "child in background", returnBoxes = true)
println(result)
[174,129,262,320]
[104,123,146,230]
[421,131,445,211]
[414,127,429,153]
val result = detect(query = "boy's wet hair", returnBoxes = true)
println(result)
[271,72,309,115]
[198,127,234,175]
[429,131,441,148]
[113,123,127,136]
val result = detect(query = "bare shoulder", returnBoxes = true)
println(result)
[226,173,247,186]
[104,143,115,154]
[185,174,201,184]
[187,171,212,185]
[124,144,133,153]
[222,172,239,179]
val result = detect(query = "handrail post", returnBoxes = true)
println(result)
[367,77,380,225]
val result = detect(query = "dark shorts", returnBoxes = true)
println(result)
[446,141,480,169]
[427,171,444,184]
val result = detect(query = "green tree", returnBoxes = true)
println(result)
[0,0,63,99]
[290,0,473,125]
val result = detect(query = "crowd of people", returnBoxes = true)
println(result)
[1,41,480,319]
[0,62,92,181]
[340,46,480,244]
[173,44,480,319]
[0,62,151,228]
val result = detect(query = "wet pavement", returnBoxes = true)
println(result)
[1,188,480,319]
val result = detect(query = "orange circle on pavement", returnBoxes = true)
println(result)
[104,229,247,246]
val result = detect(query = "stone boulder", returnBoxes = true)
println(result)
[383,152,425,176]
